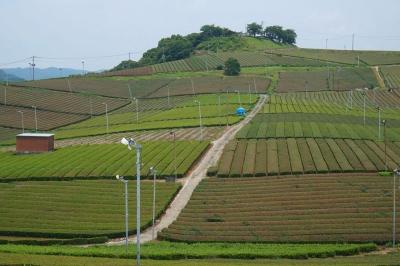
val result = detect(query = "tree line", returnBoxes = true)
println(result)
[246,23,297,45]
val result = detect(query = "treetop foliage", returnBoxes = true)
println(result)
[247,22,297,45]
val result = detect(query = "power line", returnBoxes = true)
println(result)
[0,57,32,67]
[36,51,143,61]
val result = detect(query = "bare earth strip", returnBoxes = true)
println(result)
[106,94,267,245]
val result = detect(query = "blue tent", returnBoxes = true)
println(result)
[236,107,246,116]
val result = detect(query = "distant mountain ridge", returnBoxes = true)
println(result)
[0,69,23,82]
[2,67,82,81]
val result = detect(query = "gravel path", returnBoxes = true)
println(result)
[106,94,267,245]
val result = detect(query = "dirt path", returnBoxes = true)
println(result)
[372,66,386,88]
[106,94,267,245]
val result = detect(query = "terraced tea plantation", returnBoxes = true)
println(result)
[0,141,209,181]
[0,180,180,239]
[276,68,378,92]
[238,113,400,141]
[54,93,257,139]
[160,175,399,242]
[212,138,400,177]
[146,76,269,97]
[380,65,400,89]
[269,48,400,65]
[17,77,170,99]
[0,86,129,115]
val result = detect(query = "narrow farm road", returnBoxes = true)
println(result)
[372,66,385,88]
[106,94,267,245]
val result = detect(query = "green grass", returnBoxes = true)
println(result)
[0,180,180,238]
[1,252,400,266]
[0,242,377,260]
[0,141,209,180]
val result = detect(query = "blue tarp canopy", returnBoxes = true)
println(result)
[236,107,246,116]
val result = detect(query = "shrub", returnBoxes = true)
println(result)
[224,58,241,76]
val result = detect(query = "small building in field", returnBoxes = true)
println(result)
[16,133,54,153]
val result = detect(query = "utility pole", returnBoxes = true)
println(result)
[325,38,328,49]
[81,60,85,75]
[128,52,131,61]
[29,56,36,81]
[3,87,6,106]
[352,33,355,51]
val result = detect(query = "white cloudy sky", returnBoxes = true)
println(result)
[1,0,400,70]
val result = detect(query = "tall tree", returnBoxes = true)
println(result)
[246,23,263,37]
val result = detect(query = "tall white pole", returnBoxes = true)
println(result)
[103,103,109,134]
[305,81,308,98]
[195,101,203,140]
[253,78,257,93]
[236,90,241,106]
[124,180,128,255]
[325,38,328,49]
[393,170,398,249]
[363,93,366,126]
[248,84,252,104]
[32,106,38,132]
[128,84,133,100]
[135,144,142,266]
[135,99,139,123]
[191,79,195,96]
[89,96,93,118]
[167,87,170,109]
[3,87,6,106]
[378,107,381,140]
[152,169,156,240]
[18,111,24,133]
[66,78,72,92]
[218,94,222,126]
[171,131,177,179]
[82,60,85,75]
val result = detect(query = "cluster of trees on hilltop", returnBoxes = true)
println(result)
[112,23,296,71]
[113,25,237,70]
[246,23,297,44]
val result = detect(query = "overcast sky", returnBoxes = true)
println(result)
[1,0,400,70]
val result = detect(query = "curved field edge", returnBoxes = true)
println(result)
[0,242,377,260]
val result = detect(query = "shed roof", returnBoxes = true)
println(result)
[17,133,54,138]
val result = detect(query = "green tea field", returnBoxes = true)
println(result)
[160,175,399,243]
